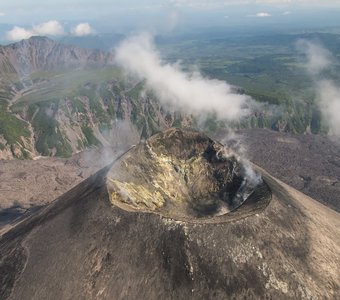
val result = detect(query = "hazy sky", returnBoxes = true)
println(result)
[1,0,340,40]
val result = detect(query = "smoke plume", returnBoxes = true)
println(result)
[317,80,340,136]
[298,40,340,138]
[219,130,262,187]
[115,33,263,186]
[115,33,255,121]
[297,40,333,75]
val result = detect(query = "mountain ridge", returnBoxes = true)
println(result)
[0,36,113,77]
[0,36,179,159]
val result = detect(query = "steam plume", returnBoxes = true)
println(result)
[317,80,340,136]
[219,130,262,187]
[298,40,340,138]
[115,33,262,186]
[297,40,333,75]
[115,33,255,121]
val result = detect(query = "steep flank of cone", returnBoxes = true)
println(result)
[0,129,339,299]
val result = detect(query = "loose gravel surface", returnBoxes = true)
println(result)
[0,147,118,230]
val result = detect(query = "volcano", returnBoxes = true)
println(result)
[1,129,339,299]
[107,128,270,222]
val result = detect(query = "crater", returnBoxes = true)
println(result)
[106,128,271,223]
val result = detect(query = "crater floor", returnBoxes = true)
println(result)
[107,128,271,222]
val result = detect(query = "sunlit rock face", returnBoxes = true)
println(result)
[107,128,270,222]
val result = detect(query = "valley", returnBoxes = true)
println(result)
[1,31,340,160]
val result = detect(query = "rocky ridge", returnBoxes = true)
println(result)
[0,37,188,159]
[0,36,113,78]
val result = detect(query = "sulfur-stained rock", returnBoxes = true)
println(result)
[107,128,270,222]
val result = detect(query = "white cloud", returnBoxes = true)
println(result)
[71,23,95,36]
[255,12,271,17]
[168,0,340,7]
[299,40,340,138]
[255,0,292,3]
[170,0,340,5]
[296,40,332,74]
[318,80,340,136]
[169,0,250,8]
[256,0,340,5]
[115,33,255,121]
[6,26,33,41]
[6,20,65,41]
[282,11,292,15]
[0,12,5,16]
[32,20,65,36]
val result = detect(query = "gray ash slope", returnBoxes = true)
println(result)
[1,130,340,299]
